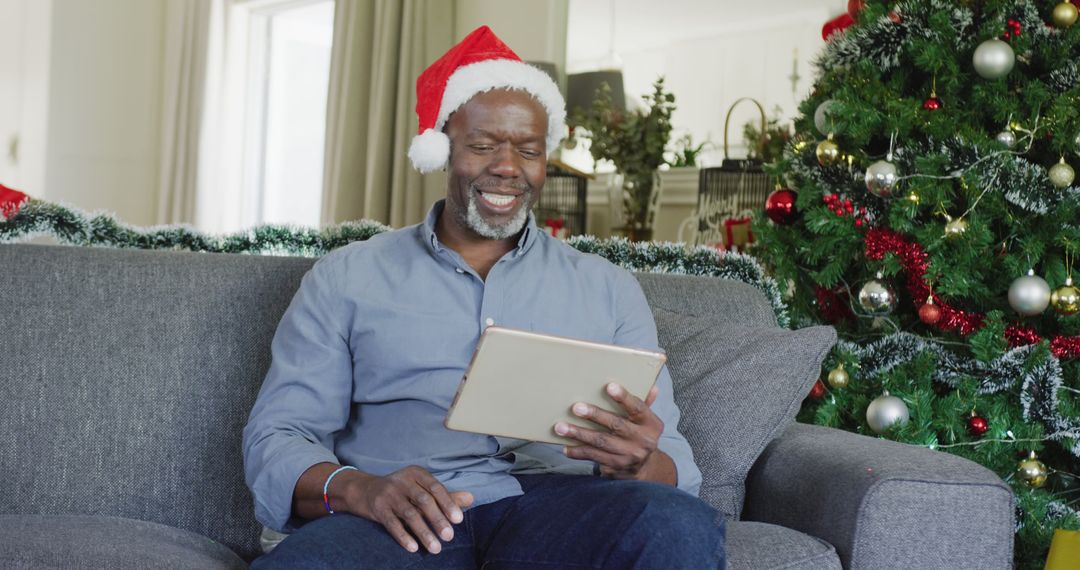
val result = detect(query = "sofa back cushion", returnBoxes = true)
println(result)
[0,243,794,559]
[651,310,836,519]
[0,244,313,560]
[635,273,779,327]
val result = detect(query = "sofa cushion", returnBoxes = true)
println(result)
[0,243,313,560]
[725,521,841,570]
[652,309,836,519]
[0,515,247,569]
[635,273,779,328]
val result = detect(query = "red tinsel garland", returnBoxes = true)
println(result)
[861,228,1079,359]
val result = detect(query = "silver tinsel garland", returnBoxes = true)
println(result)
[817,0,974,73]
[787,136,1080,218]
[836,333,1080,455]
[0,199,790,327]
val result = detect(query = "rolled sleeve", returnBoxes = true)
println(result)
[612,270,703,497]
[242,255,355,531]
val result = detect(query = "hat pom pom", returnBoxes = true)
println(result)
[408,129,451,173]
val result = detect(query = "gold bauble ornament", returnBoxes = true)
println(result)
[816,134,842,167]
[1017,451,1048,488]
[1049,157,1075,188]
[827,364,850,389]
[1053,1,1079,28]
[1051,277,1080,316]
[943,216,968,238]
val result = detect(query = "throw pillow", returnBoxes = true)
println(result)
[652,308,836,520]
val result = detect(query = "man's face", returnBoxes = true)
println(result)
[443,88,547,240]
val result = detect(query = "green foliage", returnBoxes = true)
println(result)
[742,112,792,163]
[571,77,676,231]
[667,133,710,167]
[764,1,1080,564]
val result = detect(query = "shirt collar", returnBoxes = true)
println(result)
[421,199,540,257]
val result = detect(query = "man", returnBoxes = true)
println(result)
[243,26,725,568]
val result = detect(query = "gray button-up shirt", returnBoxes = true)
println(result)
[243,200,702,532]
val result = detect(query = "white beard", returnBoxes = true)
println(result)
[463,187,532,240]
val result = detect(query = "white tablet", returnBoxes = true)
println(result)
[444,326,667,445]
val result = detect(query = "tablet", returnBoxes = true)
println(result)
[444,326,667,445]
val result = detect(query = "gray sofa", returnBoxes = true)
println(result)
[0,242,1015,569]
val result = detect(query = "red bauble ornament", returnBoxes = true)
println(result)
[967,414,989,437]
[918,301,942,325]
[765,188,799,225]
[847,0,865,17]
[822,13,855,40]
[808,379,827,400]
[0,183,30,219]
[922,96,942,111]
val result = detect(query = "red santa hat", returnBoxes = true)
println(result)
[407,25,566,173]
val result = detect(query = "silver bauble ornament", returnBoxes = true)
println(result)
[995,130,1016,148]
[814,100,837,136]
[867,390,910,434]
[972,39,1015,79]
[1008,270,1051,316]
[864,160,899,197]
[858,275,897,315]
[1049,158,1075,188]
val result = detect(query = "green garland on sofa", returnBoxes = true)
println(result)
[0,199,790,327]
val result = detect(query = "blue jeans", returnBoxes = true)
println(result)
[252,474,725,569]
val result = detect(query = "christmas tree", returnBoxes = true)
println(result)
[752,0,1080,565]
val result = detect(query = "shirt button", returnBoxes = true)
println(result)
[455,268,465,274]
[485,318,495,327]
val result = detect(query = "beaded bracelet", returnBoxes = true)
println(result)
[322,465,359,514]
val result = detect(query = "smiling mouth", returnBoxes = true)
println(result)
[475,189,521,212]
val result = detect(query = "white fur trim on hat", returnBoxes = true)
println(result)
[408,59,567,173]
[408,128,451,174]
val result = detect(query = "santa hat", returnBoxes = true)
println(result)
[407,25,566,173]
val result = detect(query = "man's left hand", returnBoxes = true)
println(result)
[555,382,670,482]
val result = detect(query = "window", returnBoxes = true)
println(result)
[200,0,334,233]
[249,0,335,227]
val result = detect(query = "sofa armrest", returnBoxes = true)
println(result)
[743,423,1014,570]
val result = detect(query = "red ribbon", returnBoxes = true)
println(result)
[863,228,1079,358]
[544,218,565,237]
[0,183,30,219]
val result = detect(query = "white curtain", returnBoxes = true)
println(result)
[156,0,212,226]
[321,0,456,228]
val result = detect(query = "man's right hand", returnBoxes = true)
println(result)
[295,463,473,555]
[346,466,474,554]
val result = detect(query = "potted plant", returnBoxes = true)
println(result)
[571,77,675,241]
[659,133,710,213]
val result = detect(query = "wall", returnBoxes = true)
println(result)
[618,9,828,164]
[44,0,166,226]
[455,0,568,85]
[0,0,166,226]
[565,2,834,241]
[0,0,51,196]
